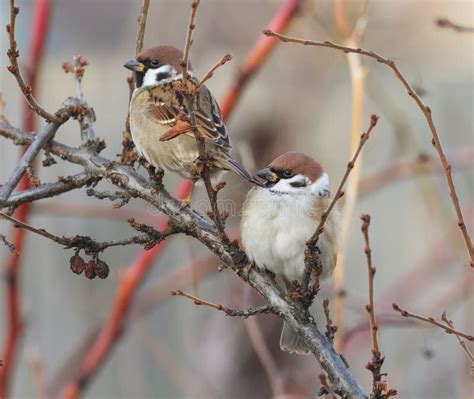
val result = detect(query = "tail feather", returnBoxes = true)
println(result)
[222,158,263,186]
[280,322,310,355]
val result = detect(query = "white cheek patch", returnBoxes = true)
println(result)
[310,173,330,197]
[142,65,178,87]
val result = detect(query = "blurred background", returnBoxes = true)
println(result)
[0,0,473,398]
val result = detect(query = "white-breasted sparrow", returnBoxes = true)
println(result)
[241,152,339,355]
[124,45,260,200]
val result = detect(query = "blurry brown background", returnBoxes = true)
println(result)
[0,0,473,398]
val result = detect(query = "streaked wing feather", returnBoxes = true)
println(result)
[144,83,231,151]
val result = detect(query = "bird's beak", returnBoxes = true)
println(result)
[257,167,279,186]
[124,58,145,72]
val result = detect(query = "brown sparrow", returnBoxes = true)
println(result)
[124,45,260,201]
[241,152,339,355]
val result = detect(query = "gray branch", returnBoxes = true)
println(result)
[3,173,96,209]
[0,121,367,398]
[0,122,61,207]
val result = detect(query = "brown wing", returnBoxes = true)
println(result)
[144,83,231,151]
[194,85,231,151]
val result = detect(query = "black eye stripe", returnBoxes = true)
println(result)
[156,72,171,81]
[290,180,307,188]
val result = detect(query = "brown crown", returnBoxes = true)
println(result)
[269,152,324,183]
[136,45,192,73]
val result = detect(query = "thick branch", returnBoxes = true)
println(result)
[0,121,367,398]
[0,111,69,208]
[3,173,96,209]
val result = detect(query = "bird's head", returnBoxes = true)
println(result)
[124,45,191,89]
[257,152,330,198]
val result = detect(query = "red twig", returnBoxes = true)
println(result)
[219,0,302,120]
[0,1,52,397]
[58,2,301,396]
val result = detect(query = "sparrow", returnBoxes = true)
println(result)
[241,152,339,355]
[124,45,260,202]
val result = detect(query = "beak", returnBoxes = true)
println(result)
[124,58,145,72]
[257,167,279,185]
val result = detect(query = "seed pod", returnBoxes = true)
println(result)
[84,260,97,280]
[69,255,85,275]
[94,259,109,279]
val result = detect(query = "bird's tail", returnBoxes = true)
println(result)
[221,158,263,186]
[280,322,310,355]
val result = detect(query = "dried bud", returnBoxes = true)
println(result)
[69,255,85,275]
[84,261,97,279]
[94,259,109,279]
[62,62,74,73]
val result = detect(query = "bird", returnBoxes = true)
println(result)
[124,45,260,203]
[240,152,339,355]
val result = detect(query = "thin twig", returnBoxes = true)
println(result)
[264,29,474,268]
[196,53,232,91]
[359,149,474,196]
[361,214,397,398]
[322,298,337,344]
[0,234,18,257]
[301,115,379,293]
[361,214,379,355]
[436,18,474,33]
[0,211,178,257]
[135,0,150,54]
[181,0,201,84]
[6,0,62,123]
[392,304,474,341]
[441,313,474,364]
[171,290,275,318]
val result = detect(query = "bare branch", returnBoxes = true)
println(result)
[3,173,97,209]
[323,298,337,344]
[301,115,379,294]
[361,214,397,398]
[359,149,474,196]
[392,304,474,341]
[0,211,179,276]
[62,55,96,143]
[135,0,151,55]
[264,29,474,267]
[0,234,18,257]
[0,101,75,208]
[6,0,63,123]
[181,0,201,84]
[436,18,474,33]
[171,290,276,318]
[196,53,233,91]
[441,313,474,364]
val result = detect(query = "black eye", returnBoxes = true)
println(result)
[282,170,293,178]
[150,59,160,68]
